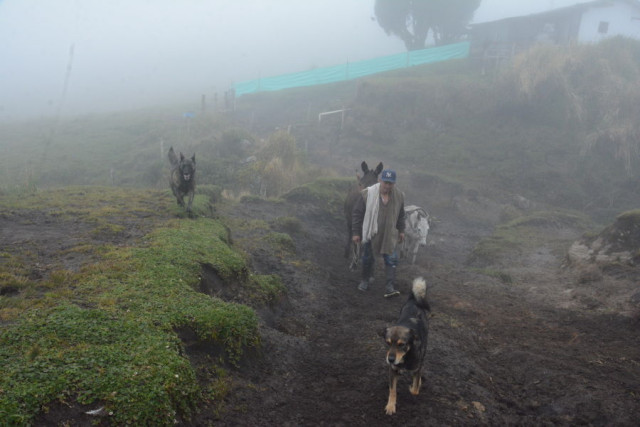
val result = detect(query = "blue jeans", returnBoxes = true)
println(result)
[361,242,398,272]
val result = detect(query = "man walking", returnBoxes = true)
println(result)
[352,169,405,297]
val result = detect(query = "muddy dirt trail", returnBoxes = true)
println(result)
[200,180,640,426]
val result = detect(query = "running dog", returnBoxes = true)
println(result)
[168,146,196,215]
[381,277,431,415]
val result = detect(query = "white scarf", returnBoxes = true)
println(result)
[362,183,380,243]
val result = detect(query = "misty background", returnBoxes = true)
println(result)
[0,0,589,120]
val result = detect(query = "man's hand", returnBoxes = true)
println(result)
[398,232,405,244]
[352,235,361,245]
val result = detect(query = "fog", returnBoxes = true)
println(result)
[0,0,589,120]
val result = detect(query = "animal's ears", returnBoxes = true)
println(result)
[361,161,369,174]
[374,162,383,175]
[180,152,185,161]
[191,154,196,163]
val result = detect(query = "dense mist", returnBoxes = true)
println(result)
[0,0,587,120]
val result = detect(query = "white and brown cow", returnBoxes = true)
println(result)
[401,205,430,264]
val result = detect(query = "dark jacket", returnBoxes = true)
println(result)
[352,185,405,255]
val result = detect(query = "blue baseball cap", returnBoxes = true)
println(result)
[380,169,396,183]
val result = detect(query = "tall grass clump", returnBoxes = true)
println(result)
[499,37,640,174]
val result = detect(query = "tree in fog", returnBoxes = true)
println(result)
[374,0,481,50]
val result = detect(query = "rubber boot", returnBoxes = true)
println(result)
[384,264,400,298]
[358,260,374,291]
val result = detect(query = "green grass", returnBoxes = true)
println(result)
[247,274,287,306]
[1,304,199,425]
[0,187,285,425]
[262,232,296,254]
[282,177,352,218]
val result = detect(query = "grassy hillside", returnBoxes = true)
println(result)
[0,185,313,424]
[342,38,640,223]
[1,37,640,424]
[3,38,638,222]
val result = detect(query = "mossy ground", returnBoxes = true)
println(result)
[0,187,284,425]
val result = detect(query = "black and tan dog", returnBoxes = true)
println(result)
[168,146,196,215]
[381,276,431,415]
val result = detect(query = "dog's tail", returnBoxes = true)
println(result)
[411,277,431,312]
[168,146,179,167]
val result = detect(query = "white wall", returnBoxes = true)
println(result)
[578,2,640,43]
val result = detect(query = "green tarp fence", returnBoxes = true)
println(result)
[233,41,470,96]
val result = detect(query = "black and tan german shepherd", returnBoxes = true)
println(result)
[381,277,431,415]
[168,146,196,215]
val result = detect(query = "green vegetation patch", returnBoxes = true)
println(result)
[144,218,246,281]
[282,177,352,217]
[247,274,286,306]
[0,217,262,425]
[84,218,260,362]
[168,193,214,218]
[0,186,170,223]
[0,304,198,425]
[262,232,296,254]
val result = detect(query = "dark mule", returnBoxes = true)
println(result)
[344,161,383,268]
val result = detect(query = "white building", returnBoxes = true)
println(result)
[470,0,640,61]
[577,0,640,42]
